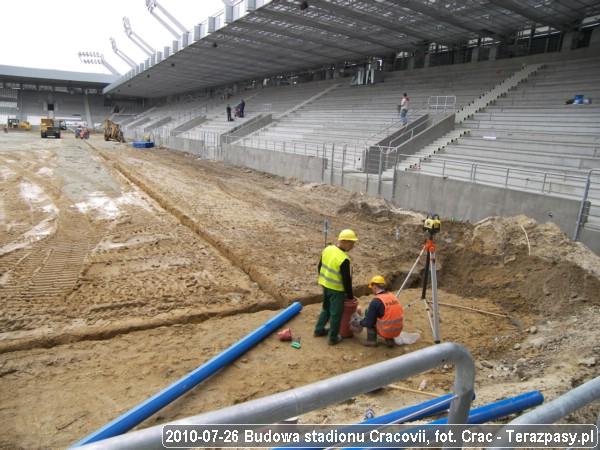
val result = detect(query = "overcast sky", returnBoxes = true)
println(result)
[0,0,225,75]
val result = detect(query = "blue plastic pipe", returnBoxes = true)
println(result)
[351,390,544,450]
[430,390,544,425]
[73,301,303,447]
[273,393,457,450]
[363,393,455,425]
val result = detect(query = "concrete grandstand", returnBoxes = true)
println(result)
[0,65,142,128]
[107,0,600,253]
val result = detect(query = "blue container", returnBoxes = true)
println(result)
[132,141,154,148]
[574,95,584,104]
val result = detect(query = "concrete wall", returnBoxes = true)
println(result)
[580,228,600,255]
[162,136,206,156]
[392,170,582,235]
[222,143,325,183]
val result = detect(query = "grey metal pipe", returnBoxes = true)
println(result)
[150,10,180,39]
[573,169,598,241]
[78,343,475,450]
[488,376,600,450]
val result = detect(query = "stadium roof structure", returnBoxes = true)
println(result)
[0,65,117,88]
[104,0,600,98]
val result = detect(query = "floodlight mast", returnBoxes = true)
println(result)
[77,51,121,76]
[110,37,138,69]
[145,0,187,39]
[123,17,156,57]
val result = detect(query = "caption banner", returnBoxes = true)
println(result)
[162,423,598,448]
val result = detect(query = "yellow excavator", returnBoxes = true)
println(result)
[7,118,32,131]
[103,119,125,142]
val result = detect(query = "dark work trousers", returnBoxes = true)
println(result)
[315,286,346,343]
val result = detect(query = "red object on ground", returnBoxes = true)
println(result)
[340,298,358,338]
[277,328,292,341]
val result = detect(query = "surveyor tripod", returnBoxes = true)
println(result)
[396,215,442,343]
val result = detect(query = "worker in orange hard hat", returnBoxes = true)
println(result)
[315,229,358,345]
[359,275,404,347]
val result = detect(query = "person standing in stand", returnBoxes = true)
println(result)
[399,92,410,125]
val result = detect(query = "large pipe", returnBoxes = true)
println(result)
[489,376,600,450]
[77,343,475,450]
[354,391,544,450]
[73,302,303,447]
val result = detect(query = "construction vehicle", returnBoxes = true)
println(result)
[40,118,61,139]
[103,119,125,143]
[7,118,32,131]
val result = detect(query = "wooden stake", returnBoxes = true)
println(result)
[387,384,441,398]
[427,300,508,318]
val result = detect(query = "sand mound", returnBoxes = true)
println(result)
[337,194,424,223]
[468,215,600,277]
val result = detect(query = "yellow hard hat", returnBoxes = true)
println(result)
[368,275,386,288]
[338,229,358,242]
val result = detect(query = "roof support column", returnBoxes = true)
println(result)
[489,44,498,61]
[591,26,600,48]
[471,46,480,63]
[561,30,575,51]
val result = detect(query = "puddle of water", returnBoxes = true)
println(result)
[74,191,154,219]
[0,216,58,256]
[20,180,50,205]
[74,192,120,219]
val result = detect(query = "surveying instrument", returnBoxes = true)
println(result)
[395,214,442,343]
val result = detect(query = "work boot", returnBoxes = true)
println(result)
[362,329,378,347]
[384,338,395,348]
[313,328,329,337]
[328,335,343,346]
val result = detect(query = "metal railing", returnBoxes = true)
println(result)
[488,376,600,450]
[77,343,475,450]
[427,95,457,113]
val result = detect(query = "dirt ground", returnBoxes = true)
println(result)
[0,132,599,449]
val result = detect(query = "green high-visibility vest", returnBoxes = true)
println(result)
[318,245,349,292]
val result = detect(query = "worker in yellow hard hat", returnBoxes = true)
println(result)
[359,275,404,347]
[315,229,358,345]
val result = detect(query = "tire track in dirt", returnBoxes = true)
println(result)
[89,143,300,307]
[0,158,99,317]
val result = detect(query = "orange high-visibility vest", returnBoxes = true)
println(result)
[375,292,404,339]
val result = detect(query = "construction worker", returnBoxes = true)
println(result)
[315,229,358,345]
[360,275,403,347]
